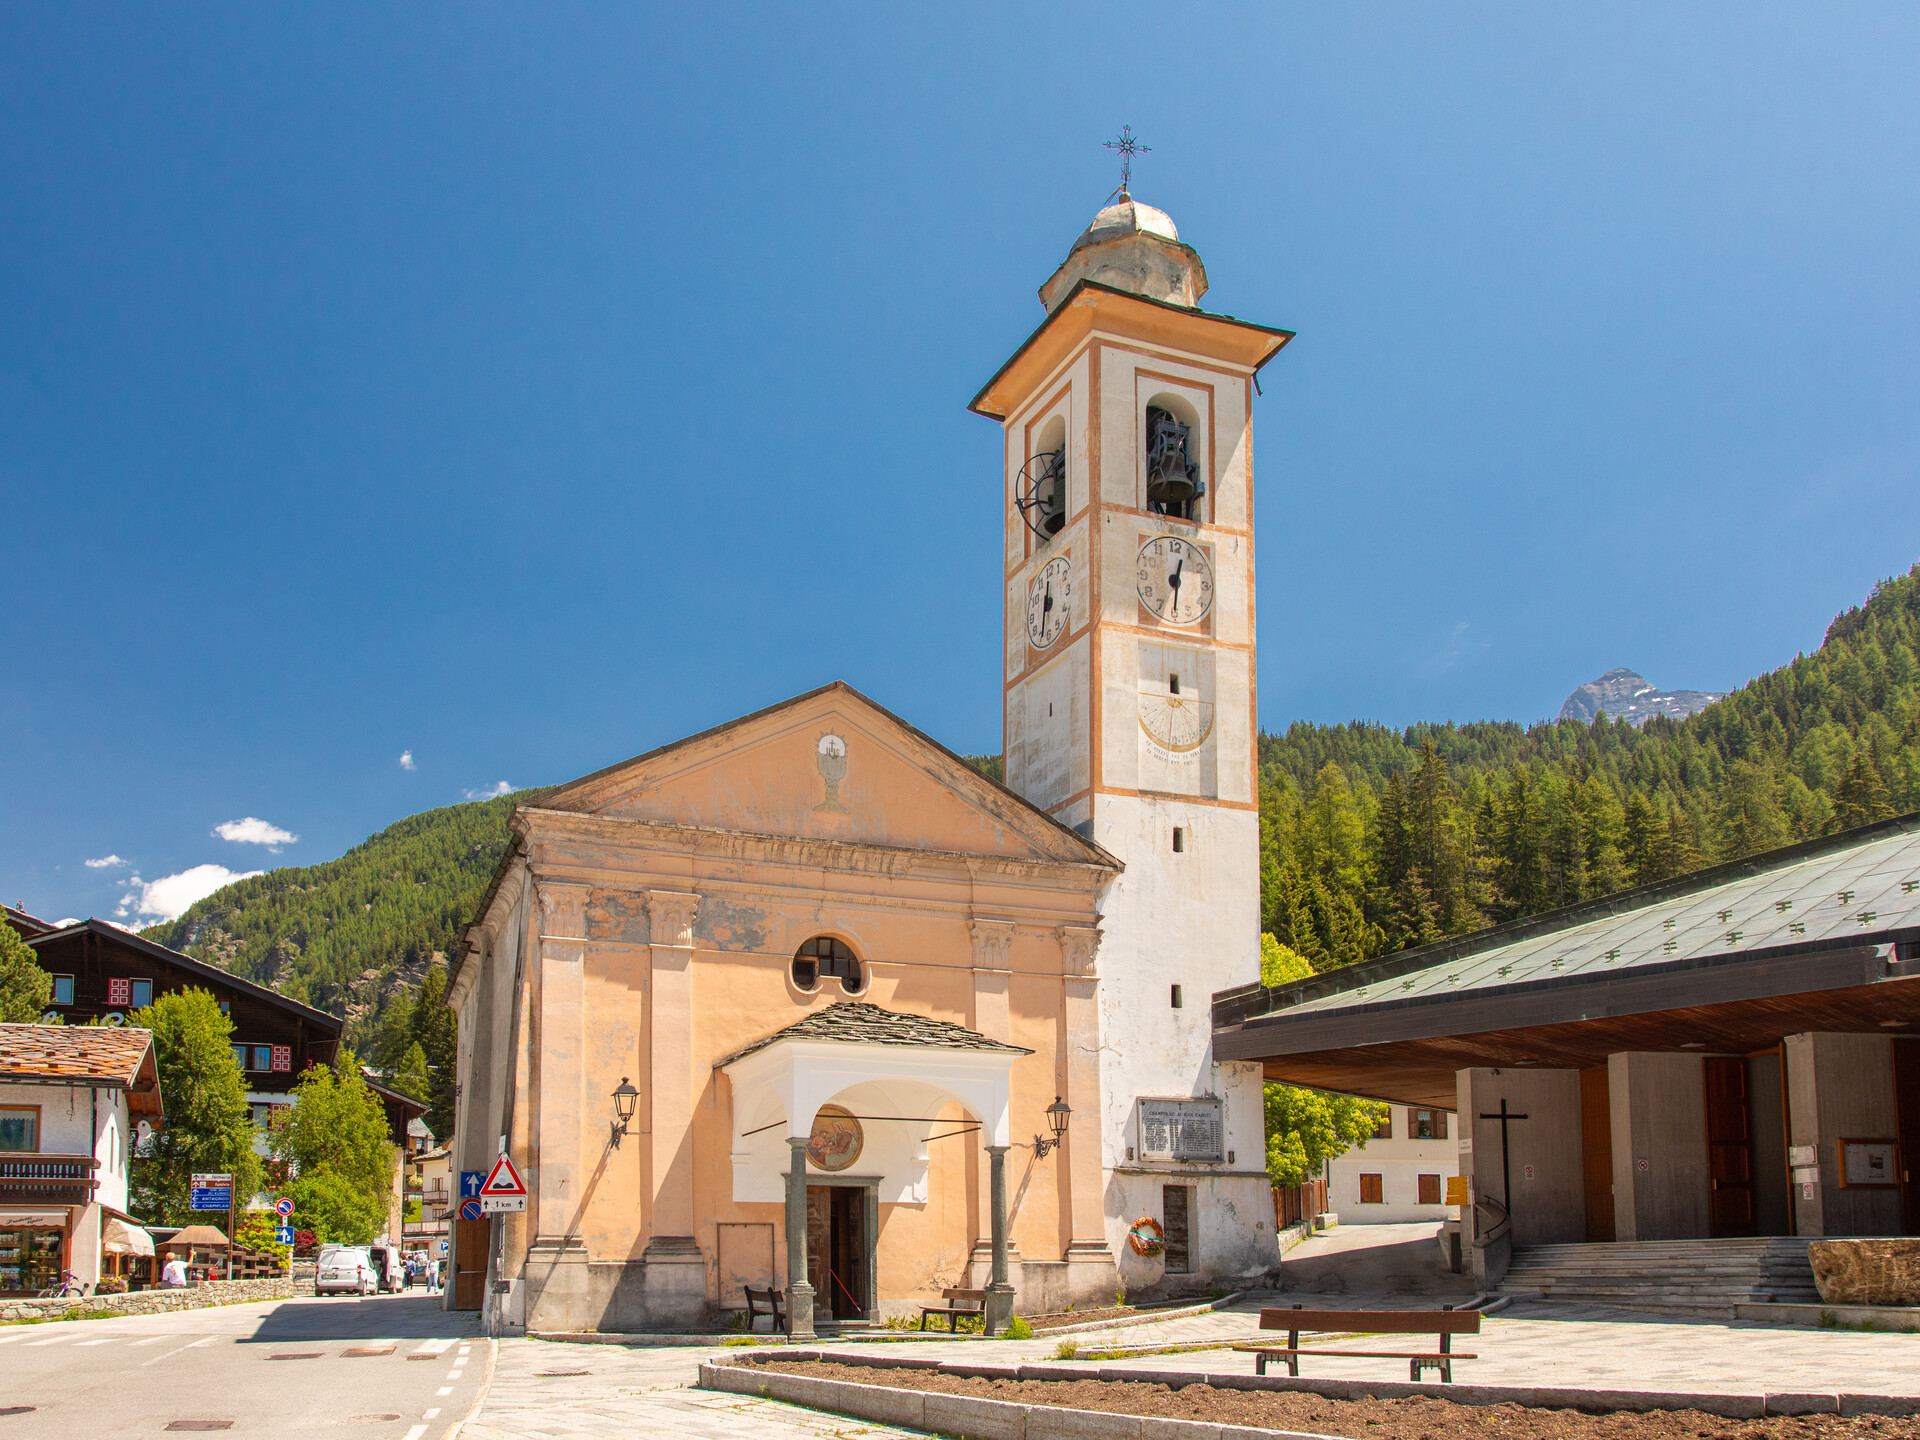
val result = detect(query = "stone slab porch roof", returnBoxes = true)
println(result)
[0,1022,157,1091]
[715,1001,1033,1070]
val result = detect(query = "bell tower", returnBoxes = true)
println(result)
[969,187,1293,1286]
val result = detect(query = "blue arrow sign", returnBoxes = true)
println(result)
[273,1226,295,1245]
[459,1171,485,1198]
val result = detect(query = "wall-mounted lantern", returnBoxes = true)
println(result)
[610,1077,639,1149]
[1033,1095,1072,1159]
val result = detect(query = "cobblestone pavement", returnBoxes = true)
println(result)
[463,1298,1920,1439]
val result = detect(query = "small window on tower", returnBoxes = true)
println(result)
[1170,984,1183,1009]
[1172,827,1185,852]
[1168,674,1181,695]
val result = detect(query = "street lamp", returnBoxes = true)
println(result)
[610,1077,639,1149]
[1033,1096,1072,1159]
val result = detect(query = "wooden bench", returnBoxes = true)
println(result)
[920,1286,988,1333]
[1234,1305,1480,1382]
[743,1284,786,1333]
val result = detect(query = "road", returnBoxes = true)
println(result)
[0,1290,487,1440]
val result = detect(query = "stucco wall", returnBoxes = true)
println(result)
[1608,1052,1709,1241]
[1456,1068,1583,1249]
[1786,1031,1901,1237]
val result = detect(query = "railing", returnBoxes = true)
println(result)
[0,1154,100,1197]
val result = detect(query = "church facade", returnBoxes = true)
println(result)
[448,195,1291,1335]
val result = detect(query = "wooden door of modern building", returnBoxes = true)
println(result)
[1894,1039,1920,1236]
[1579,1065,1614,1242]
[1704,1056,1756,1237]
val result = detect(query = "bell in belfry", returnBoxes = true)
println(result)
[1144,406,1203,511]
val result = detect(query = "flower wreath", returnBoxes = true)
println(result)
[1126,1216,1165,1257]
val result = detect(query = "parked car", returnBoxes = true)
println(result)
[315,1246,376,1296]
[367,1244,404,1294]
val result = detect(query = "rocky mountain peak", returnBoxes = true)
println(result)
[1558,668,1723,727]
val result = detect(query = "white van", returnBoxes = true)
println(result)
[315,1246,376,1296]
[366,1243,404,1294]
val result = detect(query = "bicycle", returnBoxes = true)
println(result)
[36,1270,88,1299]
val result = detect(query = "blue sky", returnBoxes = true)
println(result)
[5,5,1918,925]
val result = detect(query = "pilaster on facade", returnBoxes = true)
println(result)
[645,888,701,1254]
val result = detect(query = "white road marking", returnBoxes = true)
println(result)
[402,1427,428,1440]
[25,1335,70,1346]
[421,1409,440,1421]
[141,1344,194,1368]
[446,1369,462,1378]
[130,1336,172,1346]
[187,1336,219,1348]
[435,1386,452,1397]
[74,1337,120,1345]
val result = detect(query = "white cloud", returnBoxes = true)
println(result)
[85,854,127,869]
[117,864,262,924]
[463,782,512,800]
[212,817,299,849]
[399,751,416,771]
[54,918,78,927]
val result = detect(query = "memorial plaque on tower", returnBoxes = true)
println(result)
[1137,1098,1223,1162]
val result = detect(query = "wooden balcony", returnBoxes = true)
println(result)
[0,1153,100,1204]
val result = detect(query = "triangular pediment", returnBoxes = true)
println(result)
[540,682,1116,868]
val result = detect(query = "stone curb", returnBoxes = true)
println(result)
[698,1357,1920,1422]
[700,1361,1346,1440]
[530,1330,753,1347]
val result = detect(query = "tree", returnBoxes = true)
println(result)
[1263,1084,1389,1188]
[1712,760,1790,861]
[408,964,458,1141]
[128,989,263,1226]
[388,1041,430,1102]
[368,988,416,1071]
[1260,934,1314,988]
[0,923,51,1023]
[1829,751,1894,831]
[268,1053,396,1245]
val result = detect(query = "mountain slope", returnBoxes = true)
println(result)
[142,790,545,1040]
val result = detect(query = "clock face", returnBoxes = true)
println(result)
[1139,691,1215,753]
[1135,536,1213,626]
[1026,555,1071,649]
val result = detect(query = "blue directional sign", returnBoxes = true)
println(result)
[459,1171,485,1199]
[189,1187,232,1211]
[274,1226,295,1245]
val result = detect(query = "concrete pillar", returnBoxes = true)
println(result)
[1785,1031,1901,1237]
[784,1137,815,1339]
[642,890,702,1265]
[1058,926,1116,1299]
[1607,1052,1708,1241]
[969,920,1014,1043]
[985,1144,1014,1335]
[1456,1066,1583,1284]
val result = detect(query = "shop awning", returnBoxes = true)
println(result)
[102,1217,154,1256]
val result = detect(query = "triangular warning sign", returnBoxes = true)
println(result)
[481,1153,527,1197]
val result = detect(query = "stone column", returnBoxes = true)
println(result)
[642,890,702,1264]
[985,1144,1014,1336]
[967,919,1018,1288]
[785,1136,816,1339]
[1057,925,1116,1298]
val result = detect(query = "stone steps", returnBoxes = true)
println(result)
[1501,1238,1821,1307]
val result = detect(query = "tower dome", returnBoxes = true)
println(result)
[1038,191,1209,314]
